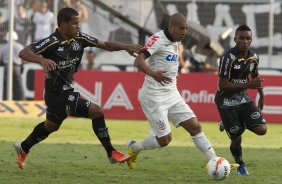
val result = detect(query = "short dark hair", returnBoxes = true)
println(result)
[57,7,79,26]
[236,25,251,32]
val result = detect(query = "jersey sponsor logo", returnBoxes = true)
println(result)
[58,58,80,68]
[166,54,178,62]
[251,111,260,119]
[234,64,241,69]
[223,98,239,106]
[35,38,50,49]
[144,35,159,50]
[71,41,80,51]
[231,79,247,83]
[57,47,64,52]
[229,126,239,134]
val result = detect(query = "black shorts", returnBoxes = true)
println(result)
[45,91,91,124]
[216,101,266,139]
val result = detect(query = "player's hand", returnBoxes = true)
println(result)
[40,58,59,71]
[125,44,144,57]
[258,96,264,111]
[247,77,264,89]
[152,71,172,86]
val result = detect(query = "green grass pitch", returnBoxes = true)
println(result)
[0,118,281,184]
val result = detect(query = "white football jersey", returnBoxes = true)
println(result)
[143,29,180,92]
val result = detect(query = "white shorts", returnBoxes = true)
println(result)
[139,88,196,137]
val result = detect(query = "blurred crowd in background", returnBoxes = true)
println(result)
[0,0,95,100]
[0,0,219,74]
[5,0,281,100]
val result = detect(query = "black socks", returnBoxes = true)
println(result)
[21,122,50,153]
[92,116,115,157]
[230,146,245,166]
[20,117,115,158]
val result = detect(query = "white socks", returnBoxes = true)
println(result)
[132,135,161,153]
[191,132,217,160]
[131,132,216,160]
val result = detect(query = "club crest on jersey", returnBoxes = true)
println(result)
[71,41,80,51]
[166,54,178,62]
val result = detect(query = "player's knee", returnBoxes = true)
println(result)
[180,118,202,136]
[158,140,171,147]
[157,135,172,147]
[44,121,60,132]
[88,103,104,119]
[254,125,267,136]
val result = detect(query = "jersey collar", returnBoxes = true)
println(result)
[164,28,174,42]
[232,47,256,61]
[232,47,253,57]
[54,28,76,44]
[54,28,65,41]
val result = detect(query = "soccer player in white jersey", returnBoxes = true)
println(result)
[127,13,217,169]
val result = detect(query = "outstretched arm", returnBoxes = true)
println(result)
[96,40,143,57]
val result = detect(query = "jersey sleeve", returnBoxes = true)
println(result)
[32,36,59,55]
[77,32,99,48]
[218,53,231,78]
[143,34,162,58]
